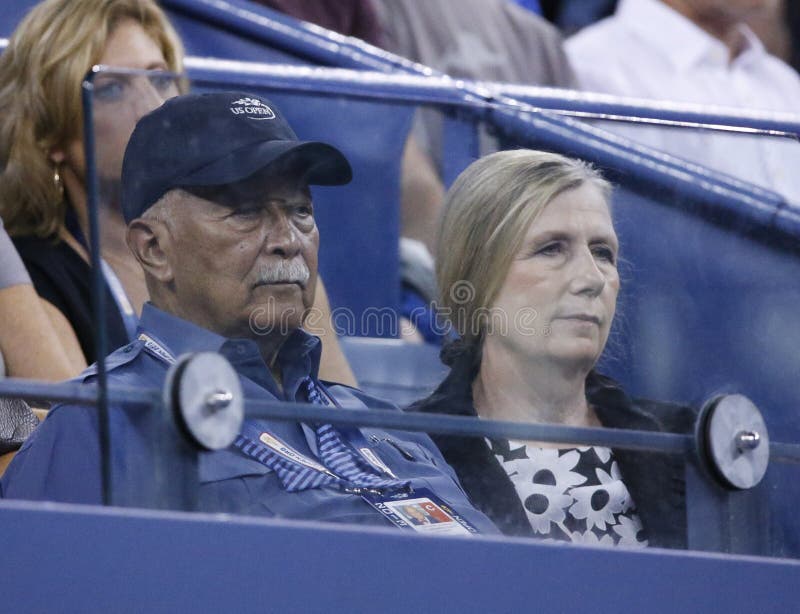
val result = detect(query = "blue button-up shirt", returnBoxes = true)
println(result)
[1,304,496,533]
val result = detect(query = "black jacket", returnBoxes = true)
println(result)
[410,354,696,549]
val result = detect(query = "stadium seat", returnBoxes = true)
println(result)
[339,336,448,407]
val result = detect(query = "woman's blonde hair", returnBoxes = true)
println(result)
[436,149,611,350]
[0,0,184,238]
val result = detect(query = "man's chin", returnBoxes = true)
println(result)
[247,297,308,338]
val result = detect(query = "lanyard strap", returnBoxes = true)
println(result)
[137,330,407,494]
[234,417,409,495]
[303,378,406,490]
[235,422,346,493]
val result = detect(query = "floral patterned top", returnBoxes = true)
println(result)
[488,439,648,547]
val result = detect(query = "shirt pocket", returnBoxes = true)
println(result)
[361,430,441,471]
[199,448,273,484]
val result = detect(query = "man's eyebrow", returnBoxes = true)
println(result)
[270,196,313,205]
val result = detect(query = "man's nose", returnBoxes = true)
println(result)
[263,211,301,257]
[569,248,606,297]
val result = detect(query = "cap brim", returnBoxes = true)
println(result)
[176,140,352,189]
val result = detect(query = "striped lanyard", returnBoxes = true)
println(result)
[234,378,409,495]
[137,332,409,495]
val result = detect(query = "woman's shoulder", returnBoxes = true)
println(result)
[589,371,696,435]
[407,342,479,417]
[12,233,87,280]
[12,233,74,261]
[11,233,90,312]
[630,397,697,435]
[407,371,476,418]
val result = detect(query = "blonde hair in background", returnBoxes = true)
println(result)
[436,149,611,349]
[0,0,184,239]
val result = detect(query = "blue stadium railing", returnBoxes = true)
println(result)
[180,56,800,234]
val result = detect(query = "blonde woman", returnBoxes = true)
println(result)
[412,150,695,549]
[0,0,356,385]
[0,0,184,371]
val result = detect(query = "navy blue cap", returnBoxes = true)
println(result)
[121,91,352,222]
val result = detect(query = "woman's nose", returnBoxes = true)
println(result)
[569,248,606,296]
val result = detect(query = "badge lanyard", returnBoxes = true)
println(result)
[235,421,396,495]
[137,331,402,492]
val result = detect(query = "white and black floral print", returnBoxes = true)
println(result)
[488,439,648,547]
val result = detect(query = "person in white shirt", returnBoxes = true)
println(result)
[565,0,800,206]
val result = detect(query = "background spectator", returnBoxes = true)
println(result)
[0,0,185,368]
[375,0,577,172]
[250,0,383,46]
[565,0,800,204]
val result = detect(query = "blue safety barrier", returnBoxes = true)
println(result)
[2,373,797,557]
[339,337,449,407]
[2,500,797,613]
[183,59,800,240]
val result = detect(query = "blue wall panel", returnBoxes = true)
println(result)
[604,187,800,439]
[1,500,798,612]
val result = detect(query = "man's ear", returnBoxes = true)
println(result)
[126,217,174,283]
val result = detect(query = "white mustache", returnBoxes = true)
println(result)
[255,260,310,286]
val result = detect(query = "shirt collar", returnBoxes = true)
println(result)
[136,302,323,380]
[734,24,767,68]
[137,302,227,356]
[616,0,765,71]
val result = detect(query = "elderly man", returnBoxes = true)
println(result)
[0,92,495,535]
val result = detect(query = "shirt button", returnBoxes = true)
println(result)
[123,345,133,353]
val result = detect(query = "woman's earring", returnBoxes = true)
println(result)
[53,165,64,201]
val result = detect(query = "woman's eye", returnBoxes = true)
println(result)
[592,245,617,264]
[94,78,126,102]
[149,73,178,94]
[535,242,562,257]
